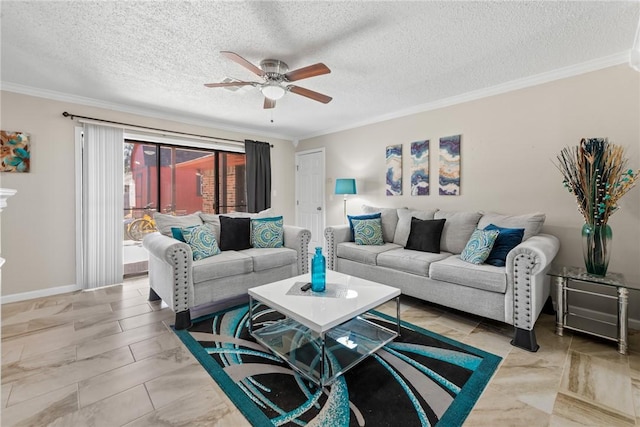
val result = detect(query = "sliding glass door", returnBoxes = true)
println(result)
[123,140,246,274]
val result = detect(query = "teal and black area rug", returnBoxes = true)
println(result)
[174,303,501,426]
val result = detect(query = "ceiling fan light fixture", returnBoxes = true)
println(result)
[261,83,286,100]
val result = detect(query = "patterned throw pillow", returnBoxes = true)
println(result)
[352,217,384,246]
[251,216,284,248]
[347,212,381,241]
[460,228,500,265]
[181,225,221,261]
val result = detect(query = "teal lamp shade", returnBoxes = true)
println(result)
[335,179,356,222]
[335,178,357,195]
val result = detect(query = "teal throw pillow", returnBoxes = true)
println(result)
[483,224,525,267]
[352,217,384,246]
[460,228,500,265]
[170,227,186,242]
[181,225,221,261]
[251,216,284,248]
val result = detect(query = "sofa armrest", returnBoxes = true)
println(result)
[142,232,194,313]
[283,225,312,274]
[506,233,560,331]
[324,224,351,271]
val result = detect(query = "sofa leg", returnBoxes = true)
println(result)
[542,295,555,315]
[148,288,161,302]
[174,310,192,330]
[511,327,539,352]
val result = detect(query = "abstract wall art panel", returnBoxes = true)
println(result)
[1,130,30,173]
[410,140,429,196]
[439,135,461,195]
[386,144,402,196]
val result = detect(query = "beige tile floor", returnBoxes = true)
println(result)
[1,275,638,426]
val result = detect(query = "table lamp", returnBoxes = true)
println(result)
[335,178,357,222]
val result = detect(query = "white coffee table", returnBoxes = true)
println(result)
[248,270,401,386]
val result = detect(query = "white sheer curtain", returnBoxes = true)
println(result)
[80,123,124,289]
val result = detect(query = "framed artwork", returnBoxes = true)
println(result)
[410,140,429,195]
[386,144,402,196]
[439,135,461,195]
[1,130,30,172]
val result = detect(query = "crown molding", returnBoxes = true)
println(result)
[2,51,630,143]
[297,51,631,141]
[0,82,295,142]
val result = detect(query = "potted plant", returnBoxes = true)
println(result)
[555,138,638,276]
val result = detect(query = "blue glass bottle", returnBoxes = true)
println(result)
[311,247,326,292]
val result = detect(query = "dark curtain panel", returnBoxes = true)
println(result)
[245,140,272,213]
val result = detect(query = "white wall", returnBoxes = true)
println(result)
[0,91,296,298]
[298,65,640,320]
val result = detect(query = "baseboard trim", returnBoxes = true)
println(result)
[568,305,640,330]
[1,284,82,304]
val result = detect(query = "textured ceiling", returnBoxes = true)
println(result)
[1,1,639,140]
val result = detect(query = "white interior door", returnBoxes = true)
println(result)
[295,149,325,253]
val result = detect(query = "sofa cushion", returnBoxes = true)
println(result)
[377,248,451,277]
[352,217,384,246]
[336,242,401,265]
[154,212,202,236]
[251,216,284,248]
[434,211,482,254]
[199,213,221,240]
[406,218,446,253]
[219,216,251,251]
[483,224,525,267]
[239,247,297,272]
[460,228,499,265]
[477,212,545,241]
[362,205,400,243]
[393,208,439,246]
[429,256,507,293]
[192,251,253,283]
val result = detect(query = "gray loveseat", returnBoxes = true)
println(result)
[325,206,560,351]
[143,211,311,329]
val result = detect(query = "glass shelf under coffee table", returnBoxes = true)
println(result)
[248,270,401,386]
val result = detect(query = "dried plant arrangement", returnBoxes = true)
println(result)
[555,138,638,226]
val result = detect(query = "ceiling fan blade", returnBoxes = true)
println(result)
[204,81,255,88]
[220,51,265,77]
[284,63,331,82]
[288,85,332,104]
[263,98,276,109]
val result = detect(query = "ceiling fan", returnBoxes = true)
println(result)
[205,51,332,109]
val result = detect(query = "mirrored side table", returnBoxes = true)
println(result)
[548,266,634,354]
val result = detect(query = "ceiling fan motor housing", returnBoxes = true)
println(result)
[260,59,288,82]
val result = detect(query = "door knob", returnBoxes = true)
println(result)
[317,207,322,211]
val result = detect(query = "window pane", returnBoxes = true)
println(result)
[160,147,216,215]
[124,142,158,244]
[218,152,247,213]
[126,142,158,215]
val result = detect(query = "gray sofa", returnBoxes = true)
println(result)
[143,211,311,329]
[325,206,560,351]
